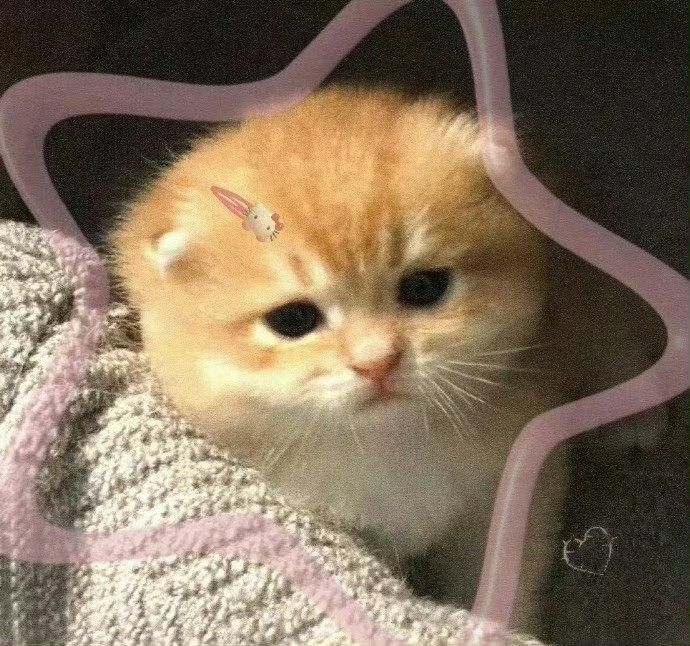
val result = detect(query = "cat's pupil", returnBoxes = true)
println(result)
[398,269,451,308]
[264,301,323,338]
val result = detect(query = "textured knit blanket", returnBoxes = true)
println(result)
[0,219,545,645]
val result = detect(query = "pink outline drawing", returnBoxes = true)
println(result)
[0,0,687,643]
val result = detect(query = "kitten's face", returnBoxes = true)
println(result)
[112,88,546,462]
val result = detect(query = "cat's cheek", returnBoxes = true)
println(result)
[465,277,544,333]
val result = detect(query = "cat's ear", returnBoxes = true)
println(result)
[474,120,520,172]
[446,115,515,164]
[148,228,191,275]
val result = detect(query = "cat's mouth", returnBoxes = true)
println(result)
[363,391,396,406]
[356,384,413,410]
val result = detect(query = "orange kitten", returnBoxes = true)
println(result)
[111,87,571,634]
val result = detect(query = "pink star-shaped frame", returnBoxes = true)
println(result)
[0,1,687,643]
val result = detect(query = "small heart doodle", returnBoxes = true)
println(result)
[562,526,616,575]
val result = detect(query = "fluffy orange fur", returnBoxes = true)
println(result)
[111,87,575,635]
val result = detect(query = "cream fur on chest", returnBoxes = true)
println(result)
[266,398,504,560]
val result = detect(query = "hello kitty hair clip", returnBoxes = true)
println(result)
[211,185,284,242]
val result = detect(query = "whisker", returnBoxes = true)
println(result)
[262,427,303,472]
[418,380,451,430]
[430,373,481,438]
[470,342,548,357]
[433,370,504,419]
[444,359,543,375]
[286,411,323,479]
[420,373,468,440]
[459,381,494,406]
[415,386,432,444]
[435,364,504,388]
[433,372,485,408]
[434,378,471,426]
[348,408,366,455]
[260,401,323,472]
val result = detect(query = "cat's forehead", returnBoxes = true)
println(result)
[175,89,537,296]
[222,174,488,279]
[264,205,469,296]
[199,166,493,290]
[257,172,491,279]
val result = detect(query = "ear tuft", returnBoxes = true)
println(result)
[149,229,190,274]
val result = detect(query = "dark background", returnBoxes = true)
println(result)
[1,1,687,644]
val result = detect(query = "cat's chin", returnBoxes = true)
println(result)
[356,390,412,411]
[343,380,415,412]
[349,392,422,433]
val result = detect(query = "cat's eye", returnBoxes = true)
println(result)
[397,269,451,308]
[264,301,324,338]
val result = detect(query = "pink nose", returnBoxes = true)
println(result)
[351,351,402,385]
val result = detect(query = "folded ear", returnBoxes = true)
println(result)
[475,119,521,176]
[149,228,191,274]
[444,114,518,168]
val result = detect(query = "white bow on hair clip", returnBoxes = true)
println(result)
[211,186,284,242]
